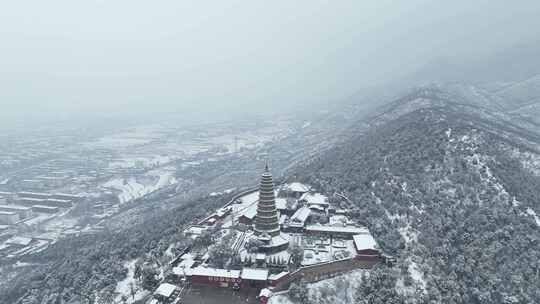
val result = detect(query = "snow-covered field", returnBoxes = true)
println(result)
[109,155,175,169]
[114,260,149,304]
[102,168,177,203]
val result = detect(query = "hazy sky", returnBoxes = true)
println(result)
[1,0,539,124]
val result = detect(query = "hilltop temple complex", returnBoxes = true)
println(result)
[152,164,383,303]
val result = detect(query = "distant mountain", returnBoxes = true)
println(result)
[409,40,540,85]
[293,87,540,303]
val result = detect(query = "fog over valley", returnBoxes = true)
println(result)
[2,0,540,126]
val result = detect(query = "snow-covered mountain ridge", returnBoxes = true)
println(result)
[291,88,540,303]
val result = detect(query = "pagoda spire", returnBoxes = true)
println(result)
[254,163,280,237]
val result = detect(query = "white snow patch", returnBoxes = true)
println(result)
[445,128,452,138]
[385,210,403,221]
[408,260,426,293]
[526,208,540,226]
[301,193,329,206]
[509,148,540,176]
[398,224,418,245]
[109,155,174,169]
[114,260,149,303]
[269,270,368,304]
[102,168,177,203]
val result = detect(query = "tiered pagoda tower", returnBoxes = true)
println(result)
[254,163,281,237]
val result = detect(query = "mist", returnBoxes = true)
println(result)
[1,0,539,126]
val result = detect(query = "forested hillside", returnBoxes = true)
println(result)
[293,88,540,303]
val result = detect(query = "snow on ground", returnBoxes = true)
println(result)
[102,168,177,203]
[509,148,540,176]
[109,155,175,169]
[21,213,55,226]
[268,295,293,304]
[526,208,540,226]
[213,133,272,153]
[385,211,404,222]
[398,223,418,245]
[209,188,237,197]
[269,270,368,304]
[445,128,452,138]
[408,260,426,292]
[227,191,259,220]
[114,260,149,304]
[86,132,154,149]
[239,191,259,205]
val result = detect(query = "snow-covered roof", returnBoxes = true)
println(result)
[6,236,32,246]
[0,204,31,211]
[306,224,368,234]
[180,253,194,260]
[279,214,288,225]
[301,193,329,206]
[31,205,58,210]
[191,267,241,278]
[46,198,71,203]
[185,225,208,235]
[178,258,196,268]
[172,267,191,276]
[172,260,195,276]
[154,283,176,297]
[261,234,290,248]
[241,268,269,281]
[275,198,287,210]
[309,205,325,211]
[291,207,310,223]
[259,288,273,298]
[329,215,349,226]
[353,234,378,251]
[335,209,349,215]
[286,183,310,193]
[216,206,232,217]
[52,193,83,198]
[18,191,50,197]
[19,197,46,202]
[240,205,257,219]
[0,211,17,215]
[268,271,289,281]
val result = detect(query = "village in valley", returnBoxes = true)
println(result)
[149,164,384,304]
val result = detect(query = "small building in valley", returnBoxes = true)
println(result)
[153,283,178,303]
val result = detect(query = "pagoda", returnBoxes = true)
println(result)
[254,163,281,237]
